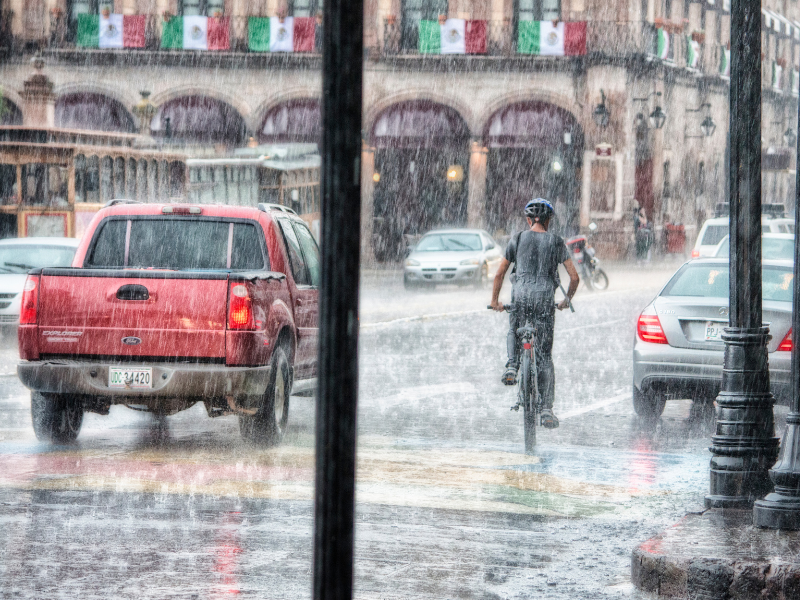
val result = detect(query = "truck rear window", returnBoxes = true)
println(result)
[86,218,266,271]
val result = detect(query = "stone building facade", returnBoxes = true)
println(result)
[0,0,797,259]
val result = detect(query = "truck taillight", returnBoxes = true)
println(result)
[778,329,793,352]
[20,275,39,325]
[637,306,668,344]
[228,283,255,330]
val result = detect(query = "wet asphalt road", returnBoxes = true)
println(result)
[0,262,788,599]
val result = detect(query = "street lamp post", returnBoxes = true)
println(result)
[706,0,780,509]
[313,0,363,595]
[753,95,800,530]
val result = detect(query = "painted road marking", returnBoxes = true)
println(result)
[559,392,629,420]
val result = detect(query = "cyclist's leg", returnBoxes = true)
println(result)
[533,298,558,428]
[503,295,521,385]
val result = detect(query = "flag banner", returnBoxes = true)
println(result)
[99,14,123,48]
[719,46,730,76]
[773,61,783,90]
[685,36,699,68]
[123,15,146,48]
[270,16,294,52]
[183,15,208,50]
[517,21,586,56]
[247,17,316,52]
[793,69,799,96]
[418,19,487,54]
[161,16,183,49]
[208,17,230,50]
[78,13,145,48]
[656,29,670,60]
[77,14,100,47]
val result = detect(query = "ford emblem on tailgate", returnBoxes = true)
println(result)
[122,337,142,345]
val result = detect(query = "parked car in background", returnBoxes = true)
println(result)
[633,258,793,419]
[0,237,80,325]
[692,216,793,258]
[403,229,503,290]
[713,233,795,261]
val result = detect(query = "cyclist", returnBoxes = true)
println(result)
[489,198,580,429]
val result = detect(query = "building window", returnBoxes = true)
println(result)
[516,0,560,23]
[700,8,706,31]
[696,161,705,197]
[664,0,672,19]
[401,0,448,50]
[715,11,721,44]
[68,0,113,23]
[178,0,226,16]
[290,0,324,17]
[663,161,671,198]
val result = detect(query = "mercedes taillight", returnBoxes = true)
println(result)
[637,306,668,344]
[778,329,793,352]
[19,275,39,325]
[228,283,255,330]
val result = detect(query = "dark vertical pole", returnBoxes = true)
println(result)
[753,93,800,529]
[706,0,780,509]
[313,0,363,595]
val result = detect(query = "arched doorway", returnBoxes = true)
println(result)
[55,93,136,132]
[484,101,583,237]
[151,96,246,146]
[0,99,22,125]
[259,99,320,144]
[370,100,470,261]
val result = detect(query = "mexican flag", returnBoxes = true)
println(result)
[718,46,730,76]
[656,29,670,60]
[517,21,586,56]
[77,13,146,48]
[418,19,486,54]
[248,17,316,52]
[685,37,700,68]
[161,16,230,50]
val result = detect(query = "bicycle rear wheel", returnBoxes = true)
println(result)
[520,351,536,452]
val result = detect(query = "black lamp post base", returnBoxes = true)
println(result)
[706,494,757,509]
[753,414,800,529]
[754,494,800,529]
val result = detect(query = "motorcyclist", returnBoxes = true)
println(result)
[489,198,580,429]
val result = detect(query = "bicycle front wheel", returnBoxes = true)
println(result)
[520,351,536,452]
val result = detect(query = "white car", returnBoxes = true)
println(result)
[0,237,80,325]
[403,229,503,289]
[713,232,795,261]
[692,217,794,258]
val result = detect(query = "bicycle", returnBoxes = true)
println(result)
[490,296,573,452]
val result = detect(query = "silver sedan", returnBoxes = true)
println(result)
[403,229,503,289]
[633,258,793,417]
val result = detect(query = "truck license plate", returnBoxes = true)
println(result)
[704,322,723,342]
[109,367,152,389]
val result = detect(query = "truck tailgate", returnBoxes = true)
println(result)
[37,270,228,359]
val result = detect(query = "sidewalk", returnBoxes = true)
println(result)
[632,509,800,599]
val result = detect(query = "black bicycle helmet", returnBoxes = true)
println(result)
[524,198,554,220]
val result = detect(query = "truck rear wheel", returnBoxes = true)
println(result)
[239,346,291,445]
[31,392,83,443]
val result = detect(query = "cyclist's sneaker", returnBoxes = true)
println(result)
[502,362,518,386]
[541,409,559,429]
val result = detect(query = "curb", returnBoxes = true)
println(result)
[631,510,800,599]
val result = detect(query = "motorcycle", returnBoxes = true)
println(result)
[566,223,609,291]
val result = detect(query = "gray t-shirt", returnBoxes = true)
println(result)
[505,230,570,291]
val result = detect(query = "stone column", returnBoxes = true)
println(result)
[21,58,56,128]
[580,149,592,227]
[613,152,624,221]
[360,144,376,263]
[467,140,488,228]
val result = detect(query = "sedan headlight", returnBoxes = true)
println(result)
[460,258,481,266]
[405,258,420,266]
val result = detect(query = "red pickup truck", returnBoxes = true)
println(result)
[17,202,319,445]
